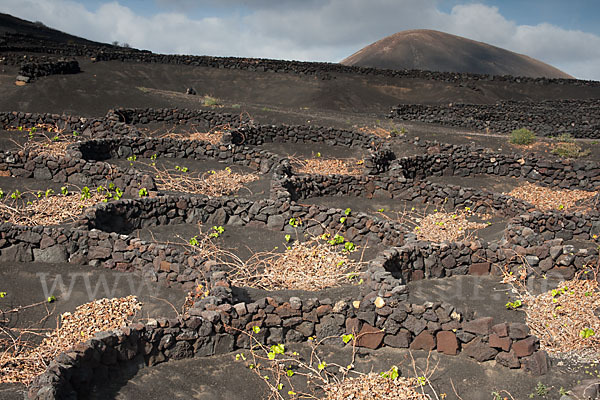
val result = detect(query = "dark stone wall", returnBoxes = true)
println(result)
[390,100,600,138]
[18,59,80,79]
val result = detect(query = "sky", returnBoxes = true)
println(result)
[1,0,599,80]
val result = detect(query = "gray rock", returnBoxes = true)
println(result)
[33,245,68,263]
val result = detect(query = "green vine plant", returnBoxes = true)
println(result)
[505,299,523,310]
[209,225,225,239]
[231,326,437,400]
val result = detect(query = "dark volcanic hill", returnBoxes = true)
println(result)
[0,12,108,47]
[341,29,573,79]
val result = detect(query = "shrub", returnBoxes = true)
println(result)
[203,96,220,106]
[510,128,536,145]
[551,135,590,158]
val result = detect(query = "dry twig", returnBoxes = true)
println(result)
[502,266,600,362]
[229,235,364,291]
[0,192,105,226]
[507,182,597,212]
[152,166,258,197]
[291,157,364,176]
[1,296,141,384]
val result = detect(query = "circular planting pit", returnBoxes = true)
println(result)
[0,260,185,397]
[109,157,270,200]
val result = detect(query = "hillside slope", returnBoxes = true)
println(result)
[341,29,573,79]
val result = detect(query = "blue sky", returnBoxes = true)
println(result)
[2,0,600,80]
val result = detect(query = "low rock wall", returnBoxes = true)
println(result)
[278,173,532,217]
[18,59,80,79]
[390,100,600,138]
[0,149,152,195]
[393,143,600,190]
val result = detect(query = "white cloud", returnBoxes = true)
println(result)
[1,0,599,80]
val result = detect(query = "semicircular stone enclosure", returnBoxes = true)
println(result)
[1,105,600,400]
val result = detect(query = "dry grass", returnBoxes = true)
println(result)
[1,296,141,384]
[507,182,597,212]
[379,205,491,243]
[292,157,364,176]
[7,123,76,158]
[153,166,259,197]
[525,278,600,359]
[504,267,600,362]
[357,126,393,139]
[0,192,105,226]
[413,210,488,243]
[323,373,428,400]
[229,235,363,291]
[161,123,230,145]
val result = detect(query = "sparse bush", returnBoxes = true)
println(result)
[510,128,536,145]
[202,95,220,106]
[551,133,590,158]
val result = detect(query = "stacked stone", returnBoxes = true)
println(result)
[0,149,152,196]
[390,100,600,138]
[0,111,139,138]
[18,59,80,79]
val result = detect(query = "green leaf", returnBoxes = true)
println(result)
[342,334,354,344]
[0,291,6,298]
[344,208,351,216]
[271,344,285,355]
[252,326,261,334]
[318,361,327,371]
[47,295,56,303]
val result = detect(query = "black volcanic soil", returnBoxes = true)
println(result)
[87,343,589,400]
[0,261,185,332]
[2,57,600,120]
[132,223,384,265]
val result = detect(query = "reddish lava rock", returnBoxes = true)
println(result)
[491,323,509,337]
[468,262,490,275]
[410,330,436,351]
[512,336,537,357]
[489,334,511,351]
[383,329,411,348]
[462,317,494,335]
[356,323,384,349]
[522,351,549,375]
[436,331,458,355]
[462,337,498,362]
[495,350,520,369]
